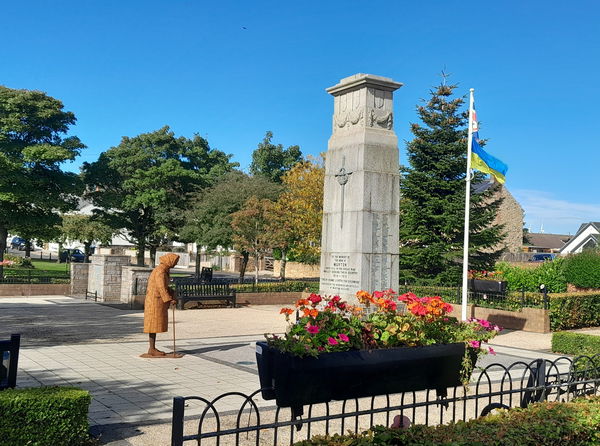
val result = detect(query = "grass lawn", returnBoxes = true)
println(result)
[31,260,70,273]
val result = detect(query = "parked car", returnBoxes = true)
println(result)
[529,253,556,262]
[59,249,86,263]
[10,237,26,250]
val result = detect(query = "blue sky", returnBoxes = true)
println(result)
[2,1,599,235]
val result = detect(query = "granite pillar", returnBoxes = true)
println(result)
[319,73,402,302]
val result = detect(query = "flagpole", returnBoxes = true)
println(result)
[461,88,475,321]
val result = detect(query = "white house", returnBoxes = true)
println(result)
[559,222,600,255]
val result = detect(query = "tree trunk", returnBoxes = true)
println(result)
[25,239,32,258]
[84,241,92,263]
[136,239,145,266]
[195,243,201,279]
[280,248,287,282]
[149,245,157,268]
[254,253,260,285]
[239,251,249,283]
[0,226,7,277]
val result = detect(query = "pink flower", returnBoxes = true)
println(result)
[338,333,349,342]
[317,346,325,352]
[308,293,322,305]
[469,340,481,349]
[306,325,320,334]
[328,337,338,346]
[488,347,496,355]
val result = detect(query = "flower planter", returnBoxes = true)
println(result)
[469,278,507,294]
[256,341,473,413]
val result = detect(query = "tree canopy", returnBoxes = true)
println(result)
[269,158,324,267]
[249,131,303,183]
[0,86,84,269]
[60,214,114,262]
[82,126,236,266]
[399,84,504,283]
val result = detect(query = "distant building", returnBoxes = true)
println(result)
[474,180,524,253]
[524,233,571,253]
[559,222,599,255]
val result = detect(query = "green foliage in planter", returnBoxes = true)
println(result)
[563,250,600,289]
[496,259,567,293]
[552,331,600,356]
[231,281,319,293]
[294,397,600,446]
[549,292,600,331]
[0,386,91,446]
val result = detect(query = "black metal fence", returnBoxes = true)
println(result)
[0,271,70,284]
[171,355,600,446]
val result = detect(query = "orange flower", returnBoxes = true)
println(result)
[356,290,373,305]
[280,308,294,315]
[302,307,319,318]
[295,298,309,308]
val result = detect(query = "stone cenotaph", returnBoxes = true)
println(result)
[319,73,402,302]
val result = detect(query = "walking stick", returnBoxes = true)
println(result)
[172,303,177,356]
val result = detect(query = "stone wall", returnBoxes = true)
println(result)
[87,255,131,302]
[0,284,69,296]
[449,304,550,333]
[273,260,320,279]
[70,263,90,297]
[120,265,153,309]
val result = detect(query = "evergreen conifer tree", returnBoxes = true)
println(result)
[399,84,505,283]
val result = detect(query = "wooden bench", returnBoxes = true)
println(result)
[0,334,20,390]
[175,282,236,310]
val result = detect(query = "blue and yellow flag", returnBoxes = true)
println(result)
[470,108,508,184]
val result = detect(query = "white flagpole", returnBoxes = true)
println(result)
[461,88,475,321]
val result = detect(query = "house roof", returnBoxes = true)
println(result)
[526,233,571,250]
[559,222,600,253]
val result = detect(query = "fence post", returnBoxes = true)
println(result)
[171,397,185,446]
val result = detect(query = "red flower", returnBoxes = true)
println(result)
[308,293,322,305]
[328,337,338,345]
[306,325,320,334]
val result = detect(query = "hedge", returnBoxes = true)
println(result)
[0,386,91,446]
[552,331,600,357]
[231,281,319,293]
[549,292,600,331]
[495,259,567,293]
[563,250,600,289]
[294,397,600,446]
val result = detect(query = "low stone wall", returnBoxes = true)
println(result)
[0,284,69,296]
[449,304,550,333]
[273,260,320,279]
[120,265,153,308]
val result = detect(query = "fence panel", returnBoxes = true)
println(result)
[171,355,600,446]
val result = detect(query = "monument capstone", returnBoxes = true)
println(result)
[319,73,402,302]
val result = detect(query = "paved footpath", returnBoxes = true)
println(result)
[0,296,585,445]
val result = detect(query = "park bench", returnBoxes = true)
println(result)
[0,334,20,390]
[175,281,236,310]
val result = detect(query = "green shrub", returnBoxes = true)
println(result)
[552,331,600,356]
[295,397,600,446]
[496,259,567,293]
[549,292,600,331]
[564,250,600,289]
[0,386,91,446]
[231,281,319,293]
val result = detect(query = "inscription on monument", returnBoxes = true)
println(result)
[321,254,360,292]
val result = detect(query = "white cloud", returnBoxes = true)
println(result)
[511,189,600,235]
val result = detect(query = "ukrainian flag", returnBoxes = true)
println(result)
[470,109,508,184]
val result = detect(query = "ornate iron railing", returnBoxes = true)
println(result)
[171,355,600,446]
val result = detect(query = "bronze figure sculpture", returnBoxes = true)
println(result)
[141,253,183,358]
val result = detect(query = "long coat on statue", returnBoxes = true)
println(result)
[143,253,180,333]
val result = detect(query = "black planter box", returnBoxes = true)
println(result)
[256,341,471,411]
[468,278,507,294]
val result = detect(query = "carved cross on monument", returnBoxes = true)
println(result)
[334,163,353,228]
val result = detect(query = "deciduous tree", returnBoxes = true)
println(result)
[249,131,302,183]
[179,171,281,280]
[82,127,236,266]
[0,86,84,274]
[231,197,274,284]
[60,214,114,262]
